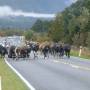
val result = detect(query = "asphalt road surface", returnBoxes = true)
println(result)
[6,54,90,90]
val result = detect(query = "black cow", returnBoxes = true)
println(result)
[59,44,64,57]
[64,44,71,58]
[42,45,50,59]
[8,46,16,58]
[0,45,8,58]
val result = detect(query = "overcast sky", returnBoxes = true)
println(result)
[0,0,78,18]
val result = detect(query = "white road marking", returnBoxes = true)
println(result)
[0,76,1,90]
[4,57,90,90]
[53,60,60,63]
[5,58,35,90]
[70,64,79,69]
[53,60,90,71]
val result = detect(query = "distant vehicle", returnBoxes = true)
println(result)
[0,36,25,47]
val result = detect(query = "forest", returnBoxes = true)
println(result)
[31,0,90,48]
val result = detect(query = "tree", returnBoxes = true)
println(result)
[24,30,34,40]
[48,0,90,47]
[31,19,51,33]
[48,14,64,42]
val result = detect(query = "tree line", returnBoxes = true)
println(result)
[30,0,90,48]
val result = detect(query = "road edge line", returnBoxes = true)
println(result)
[0,76,1,90]
[4,58,35,90]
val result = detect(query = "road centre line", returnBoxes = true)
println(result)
[53,60,90,71]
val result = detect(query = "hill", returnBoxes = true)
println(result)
[0,0,75,29]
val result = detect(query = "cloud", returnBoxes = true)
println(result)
[0,6,55,18]
[65,0,78,6]
[70,0,78,3]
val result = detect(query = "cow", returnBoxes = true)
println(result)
[0,45,8,58]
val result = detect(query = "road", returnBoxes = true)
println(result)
[6,55,90,90]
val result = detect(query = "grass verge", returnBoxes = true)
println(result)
[71,50,90,60]
[0,58,29,90]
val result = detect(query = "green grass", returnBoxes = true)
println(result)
[0,59,29,90]
[80,55,90,60]
[71,50,79,57]
[71,50,90,60]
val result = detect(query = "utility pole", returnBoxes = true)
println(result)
[79,46,82,57]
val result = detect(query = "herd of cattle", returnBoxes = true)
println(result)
[0,42,71,59]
